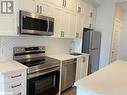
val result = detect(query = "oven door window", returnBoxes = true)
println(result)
[28,71,59,95]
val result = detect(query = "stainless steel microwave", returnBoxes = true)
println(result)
[19,10,54,36]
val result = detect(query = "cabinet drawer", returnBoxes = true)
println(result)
[5,70,25,82]
[5,81,25,93]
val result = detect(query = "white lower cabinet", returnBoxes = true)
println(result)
[76,55,89,81]
[0,69,27,95]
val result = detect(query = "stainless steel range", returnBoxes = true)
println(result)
[13,46,60,95]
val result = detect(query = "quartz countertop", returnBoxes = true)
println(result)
[46,53,89,61]
[75,60,127,95]
[0,59,28,74]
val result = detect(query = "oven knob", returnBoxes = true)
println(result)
[21,48,25,52]
[16,49,20,53]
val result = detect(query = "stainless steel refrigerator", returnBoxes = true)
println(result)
[82,28,101,74]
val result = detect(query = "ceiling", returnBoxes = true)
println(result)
[89,0,104,6]
[119,1,127,11]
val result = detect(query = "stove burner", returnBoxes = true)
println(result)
[23,60,45,67]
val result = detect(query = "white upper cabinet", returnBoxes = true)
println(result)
[0,0,97,37]
[51,7,62,38]
[77,0,97,30]
[69,12,77,38]
[41,0,63,7]
[20,0,44,14]
[58,10,77,38]
[63,0,78,12]
[20,0,37,12]
[42,0,78,13]
[84,2,97,29]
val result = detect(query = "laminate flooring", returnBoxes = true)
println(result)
[62,87,76,95]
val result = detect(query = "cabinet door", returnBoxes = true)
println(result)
[84,3,96,29]
[83,3,91,28]
[20,0,37,12]
[65,0,77,12]
[80,56,88,78]
[42,0,63,7]
[68,13,77,38]
[52,7,62,38]
[60,10,70,38]
[76,57,82,81]
[90,7,97,29]
[76,56,89,81]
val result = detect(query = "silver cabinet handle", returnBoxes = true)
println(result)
[61,31,62,37]
[36,5,39,13]
[89,24,92,29]
[62,0,66,7]
[76,33,79,38]
[40,6,42,14]
[11,74,22,78]
[83,57,86,62]
[61,31,64,37]
[65,0,66,7]
[62,0,64,6]
[63,31,64,37]
[90,12,93,17]
[47,18,49,32]
[11,83,22,88]
[78,7,81,13]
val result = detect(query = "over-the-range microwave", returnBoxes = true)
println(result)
[19,10,54,36]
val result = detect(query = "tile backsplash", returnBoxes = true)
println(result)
[0,36,74,60]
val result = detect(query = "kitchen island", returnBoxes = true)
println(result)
[75,60,127,95]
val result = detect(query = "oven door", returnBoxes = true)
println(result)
[27,68,60,95]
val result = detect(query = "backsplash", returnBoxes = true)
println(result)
[0,36,74,60]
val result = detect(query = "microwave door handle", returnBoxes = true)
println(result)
[47,18,49,32]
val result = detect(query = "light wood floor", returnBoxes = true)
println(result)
[62,87,76,95]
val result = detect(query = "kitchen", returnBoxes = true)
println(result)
[0,0,127,95]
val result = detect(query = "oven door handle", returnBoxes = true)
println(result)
[28,67,59,79]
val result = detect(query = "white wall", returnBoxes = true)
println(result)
[118,11,127,60]
[0,36,74,60]
[95,0,126,69]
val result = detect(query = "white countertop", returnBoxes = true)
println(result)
[46,53,89,61]
[0,59,28,74]
[75,60,127,95]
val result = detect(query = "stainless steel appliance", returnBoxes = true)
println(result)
[13,46,60,95]
[82,28,101,74]
[19,10,54,36]
[61,59,76,91]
